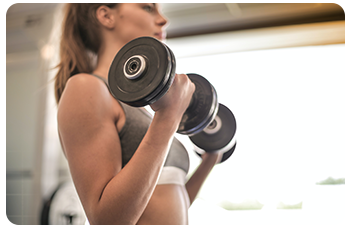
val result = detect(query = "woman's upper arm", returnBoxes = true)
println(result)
[57,74,122,217]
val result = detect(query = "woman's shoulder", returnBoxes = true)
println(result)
[64,73,111,99]
[66,73,107,91]
[58,73,115,117]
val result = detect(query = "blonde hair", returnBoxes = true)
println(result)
[54,3,118,104]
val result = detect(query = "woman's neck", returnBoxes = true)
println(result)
[93,40,125,78]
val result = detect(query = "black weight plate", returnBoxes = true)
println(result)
[149,43,176,103]
[189,103,236,151]
[40,183,62,224]
[177,74,218,135]
[40,181,86,225]
[108,37,173,107]
[221,140,237,163]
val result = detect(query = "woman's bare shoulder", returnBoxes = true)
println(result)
[58,73,116,122]
[65,73,109,99]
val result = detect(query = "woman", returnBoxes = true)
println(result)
[55,3,222,225]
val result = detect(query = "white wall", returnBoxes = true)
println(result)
[166,22,348,227]
[6,4,61,225]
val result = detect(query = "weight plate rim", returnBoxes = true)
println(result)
[195,140,237,163]
[221,140,237,163]
[146,43,176,105]
[177,73,218,135]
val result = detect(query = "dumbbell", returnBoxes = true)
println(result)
[108,36,237,161]
[190,103,237,163]
[108,36,218,135]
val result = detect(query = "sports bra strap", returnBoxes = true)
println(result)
[91,74,108,86]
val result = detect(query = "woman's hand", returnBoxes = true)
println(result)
[200,151,223,166]
[150,74,195,119]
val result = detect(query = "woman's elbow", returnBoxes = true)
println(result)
[87,204,139,225]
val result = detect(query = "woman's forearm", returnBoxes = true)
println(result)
[92,111,181,224]
[185,153,218,205]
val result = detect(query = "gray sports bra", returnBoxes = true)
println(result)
[92,74,190,174]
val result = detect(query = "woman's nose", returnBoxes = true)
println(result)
[157,13,168,28]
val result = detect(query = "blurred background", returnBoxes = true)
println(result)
[6,2,348,227]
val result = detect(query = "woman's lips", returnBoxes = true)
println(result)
[155,32,166,40]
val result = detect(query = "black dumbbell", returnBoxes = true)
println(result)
[190,103,237,163]
[108,37,237,162]
[108,36,218,135]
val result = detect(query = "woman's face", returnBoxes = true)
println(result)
[113,3,168,43]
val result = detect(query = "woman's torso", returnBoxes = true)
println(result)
[94,74,191,224]
[137,184,190,224]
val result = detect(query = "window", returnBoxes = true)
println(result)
[168,25,347,225]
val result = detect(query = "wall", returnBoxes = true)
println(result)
[6,4,59,225]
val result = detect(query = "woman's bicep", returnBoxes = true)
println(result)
[61,120,122,216]
[57,75,123,219]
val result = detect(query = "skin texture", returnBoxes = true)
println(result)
[57,3,221,225]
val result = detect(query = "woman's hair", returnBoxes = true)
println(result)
[54,3,118,104]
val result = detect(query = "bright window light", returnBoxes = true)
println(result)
[172,44,348,225]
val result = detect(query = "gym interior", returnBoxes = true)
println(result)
[5,3,348,228]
